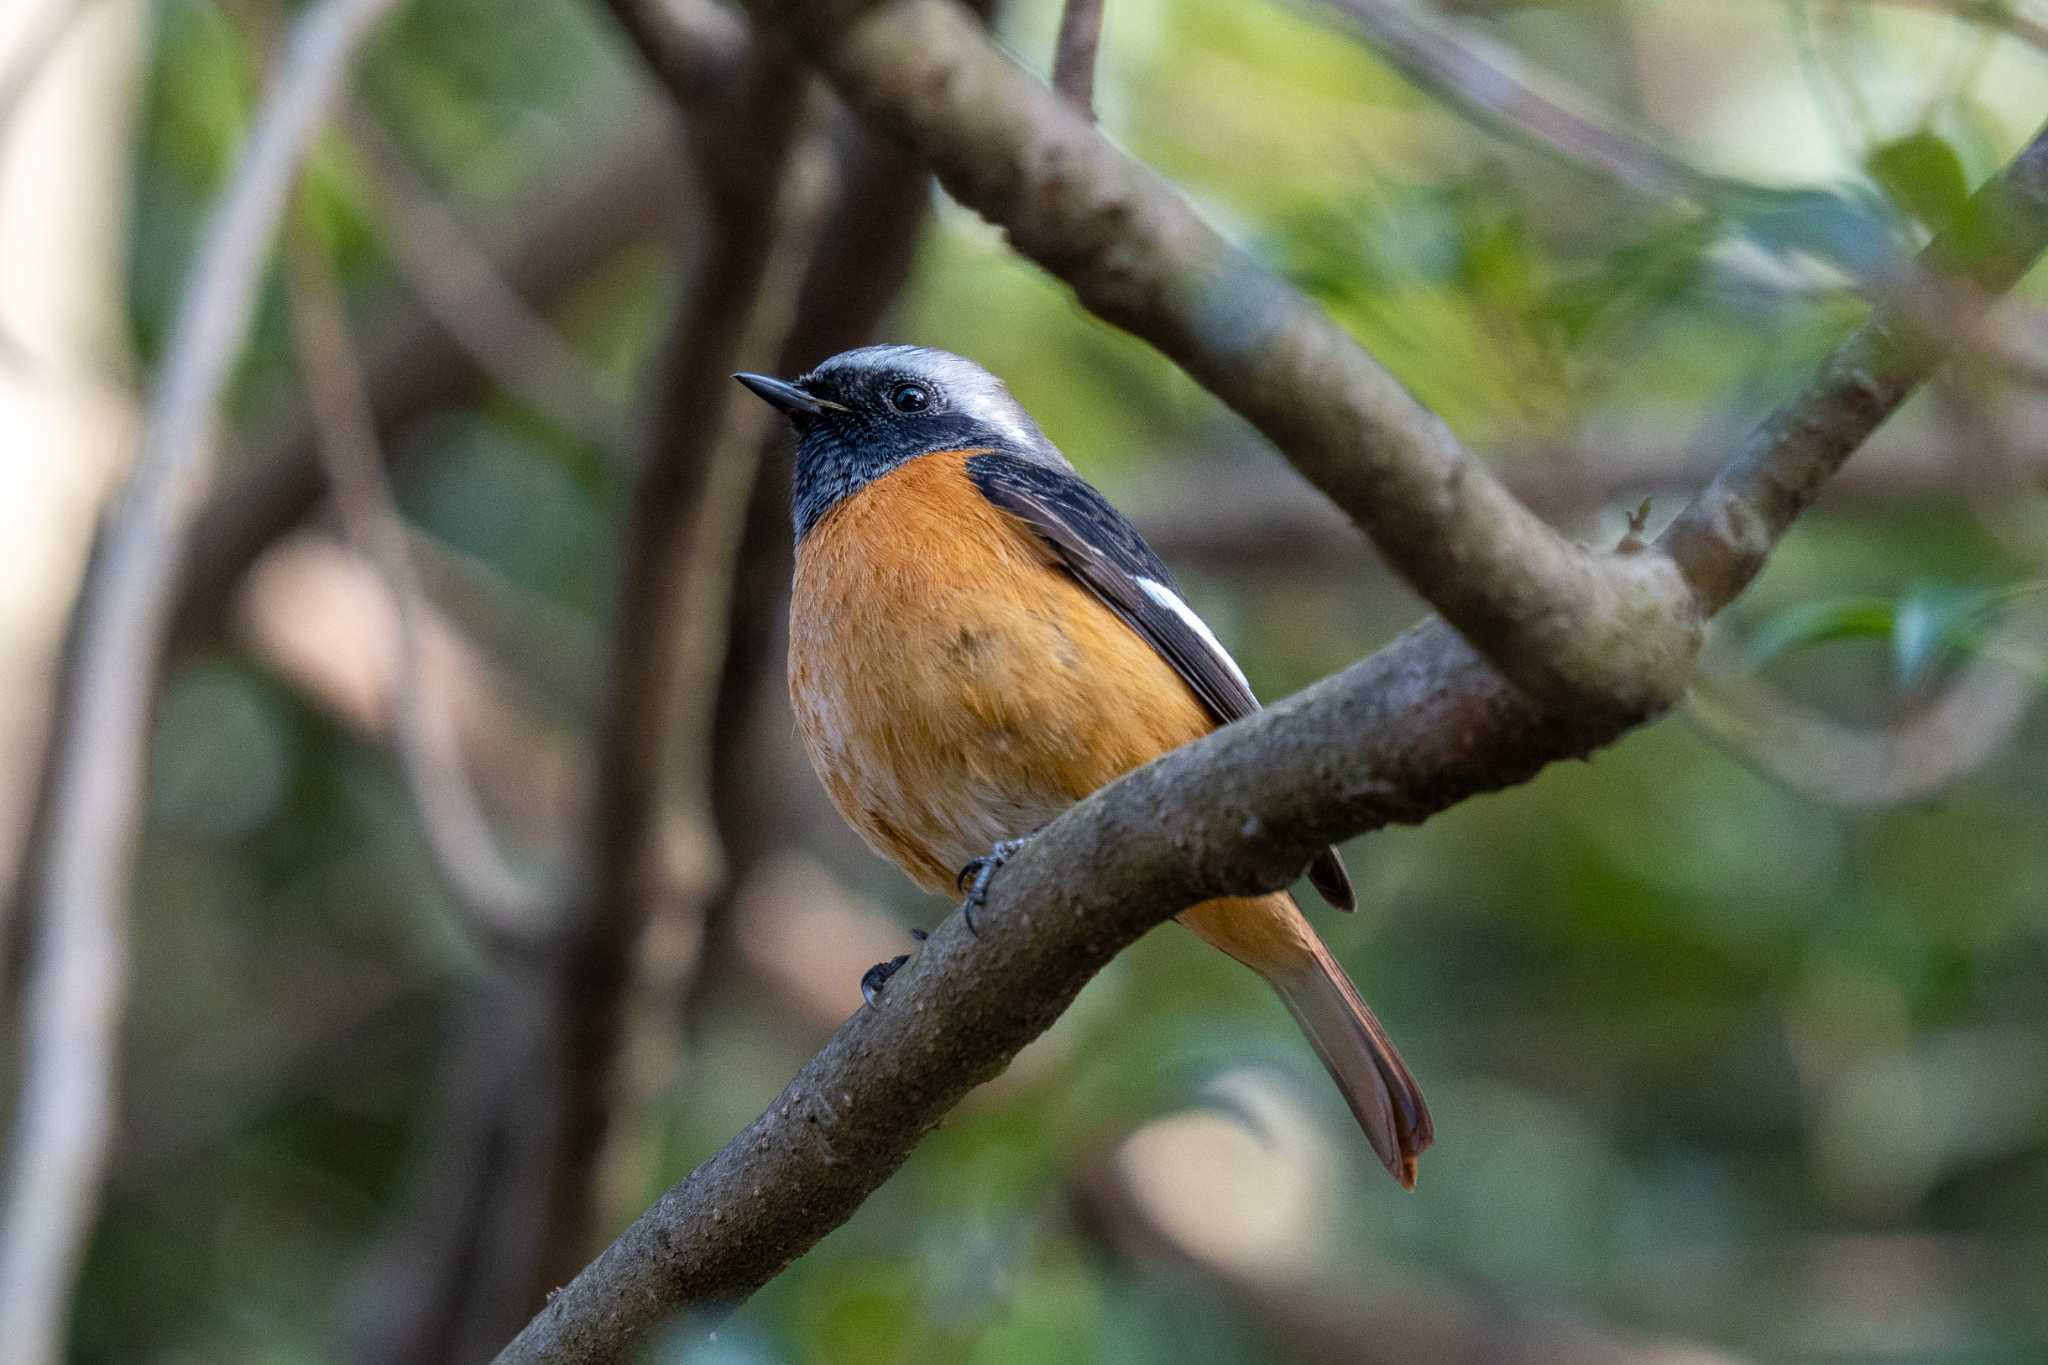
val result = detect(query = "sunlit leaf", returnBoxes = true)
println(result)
[1867,129,1972,236]
[1895,579,2048,687]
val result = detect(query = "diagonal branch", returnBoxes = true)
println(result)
[1311,0,1712,201]
[747,0,1699,713]
[1864,0,2048,51]
[489,50,2048,1365]
[0,2,404,1362]
[1663,131,2048,610]
[341,106,629,461]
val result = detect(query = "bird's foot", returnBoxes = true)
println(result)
[860,956,907,1007]
[955,835,1034,938]
[860,928,928,1008]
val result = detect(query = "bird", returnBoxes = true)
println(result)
[735,345,1433,1187]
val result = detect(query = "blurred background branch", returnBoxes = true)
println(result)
[340,108,631,462]
[167,108,688,654]
[0,2,402,1362]
[1311,0,1712,201]
[284,230,561,948]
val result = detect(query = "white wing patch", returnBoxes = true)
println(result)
[1138,577,1254,697]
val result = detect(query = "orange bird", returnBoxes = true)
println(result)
[736,346,1432,1186]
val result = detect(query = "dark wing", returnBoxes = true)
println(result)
[967,452,1355,912]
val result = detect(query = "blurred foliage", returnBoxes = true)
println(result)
[60,0,2048,1361]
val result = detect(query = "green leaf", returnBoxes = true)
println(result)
[1745,596,1896,668]
[1895,579,2048,687]
[1867,130,1972,236]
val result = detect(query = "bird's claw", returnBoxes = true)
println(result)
[955,835,1032,938]
[859,929,931,1007]
[861,954,910,1007]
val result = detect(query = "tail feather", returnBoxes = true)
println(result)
[1271,937,1433,1187]
[1178,892,1433,1187]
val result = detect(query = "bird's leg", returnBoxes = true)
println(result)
[955,834,1036,938]
[860,928,928,1007]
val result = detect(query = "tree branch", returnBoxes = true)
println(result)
[531,29,824,1289]
[340,34,829,1360]
[1312,0,1711,201]
[1662,131,2048,612]
[1858,0,2048,51]
[747,0,1699,713]
[284,230,561,950]
[341,106,629,461]
[1131,399,2048,573]
[0,2,403,1361]
[1050,0,1103,117]
[168,106,688,655]
[489,23,2048,1362]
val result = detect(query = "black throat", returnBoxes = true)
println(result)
[791,413,1027,543]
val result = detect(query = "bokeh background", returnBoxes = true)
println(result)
[5,0,2048,1361]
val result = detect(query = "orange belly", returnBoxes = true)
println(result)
[788,447,1219,893]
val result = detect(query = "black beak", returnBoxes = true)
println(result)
[733,372,846,417]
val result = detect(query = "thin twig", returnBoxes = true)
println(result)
[1687,628,2042,807]
[169,106,688,654]
[1662,117,2048,612]
[1311,0,1712,201]
[343,106,630,461]
[1863,0,2048,52]
[1051,0,1103,117]
[283,229,561,950]
[0,2,402,1361]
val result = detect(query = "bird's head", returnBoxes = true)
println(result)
[735,345,1068,541]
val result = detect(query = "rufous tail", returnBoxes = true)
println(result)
[1180,894,1433,1187]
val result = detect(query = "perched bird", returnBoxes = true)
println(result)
[735,346,1433,1186]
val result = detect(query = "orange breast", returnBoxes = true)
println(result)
[788,448,1216,893]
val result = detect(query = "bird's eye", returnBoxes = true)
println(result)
[887,382,931,413]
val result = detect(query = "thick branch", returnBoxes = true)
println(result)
[0,2,403,1362]
[492,66,2048,1365]
[745,0,1699,711]
[489,619,1603,1365]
